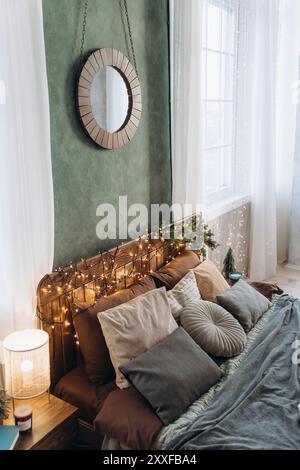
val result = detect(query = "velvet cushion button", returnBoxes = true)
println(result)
[181,300,247,357]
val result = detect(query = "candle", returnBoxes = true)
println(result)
[229,272,243,282]
[14,405,33,433]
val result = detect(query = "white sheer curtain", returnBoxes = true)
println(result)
[237,0,279,280]
[288,112,300,266]
[238,0,300,279]
[0,0,54,344]
[276,0,300,264]
[170,0,300,280]
[169,0,205,218]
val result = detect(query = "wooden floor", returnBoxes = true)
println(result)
[266,264,300,298]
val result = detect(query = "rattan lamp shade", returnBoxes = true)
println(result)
[3,329,50,400]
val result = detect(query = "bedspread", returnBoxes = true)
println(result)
[167,294,300,450]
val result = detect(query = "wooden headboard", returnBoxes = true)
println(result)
[37,215,202,388]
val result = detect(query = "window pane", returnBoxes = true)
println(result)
[206,102,220,148]
[207,3,221,50]
[201,0,237,202]
[220,102,233,145]
[220,147,233,188]
[220,54,234,100]
[221,7,235,53]
[207,51,220,100]
[204,150,220,194]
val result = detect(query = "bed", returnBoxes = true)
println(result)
[37,214,291,450]
[99,295,300,451]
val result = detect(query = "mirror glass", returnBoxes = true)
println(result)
[90,66,129,133]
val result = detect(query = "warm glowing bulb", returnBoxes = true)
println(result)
[20,359,33,373]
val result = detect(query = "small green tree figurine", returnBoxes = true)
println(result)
[223,248,235,279]
[0,389,10,422]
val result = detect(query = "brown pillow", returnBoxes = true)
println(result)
[193,259,230,302]
[54,366,116,423]
[72,276,156,384]
[150,250,200,290]
[94,387,163,450]
[249,281,283,301]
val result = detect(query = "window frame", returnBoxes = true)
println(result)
[201,0,240,206]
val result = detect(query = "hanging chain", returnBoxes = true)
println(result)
[122,0,138,76]
[78,0,137,75]
[79,0,89,66]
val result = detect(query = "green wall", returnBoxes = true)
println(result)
[42,0,171,267]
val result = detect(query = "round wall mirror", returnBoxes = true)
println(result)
[77,48,142,149]
[91,66,129,133]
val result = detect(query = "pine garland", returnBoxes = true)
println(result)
[0,389,10,420]
[164,215,219,258]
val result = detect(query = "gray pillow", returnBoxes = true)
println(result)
[181,300,247,357]
[119,327,221,425]
[217,279,272,333]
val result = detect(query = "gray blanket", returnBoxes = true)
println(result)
[168,294,300,450]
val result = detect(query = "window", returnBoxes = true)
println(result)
[201,0,239,204]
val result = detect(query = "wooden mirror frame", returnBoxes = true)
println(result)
[77,48,142,150]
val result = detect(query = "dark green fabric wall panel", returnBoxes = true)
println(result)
[42,0,171,267]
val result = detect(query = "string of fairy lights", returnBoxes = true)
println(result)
[36,215,219,342]
[208,203,250,275]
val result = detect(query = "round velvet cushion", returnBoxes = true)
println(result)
[181,300,247,357]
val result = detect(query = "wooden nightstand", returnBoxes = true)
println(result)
[4,394,78,450]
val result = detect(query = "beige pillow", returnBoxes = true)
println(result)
[193,259,230,302]
[167,271,201,320]
[181,300,247,357]
[97,288,178,389]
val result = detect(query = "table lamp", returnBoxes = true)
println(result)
[3,329,50,429]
